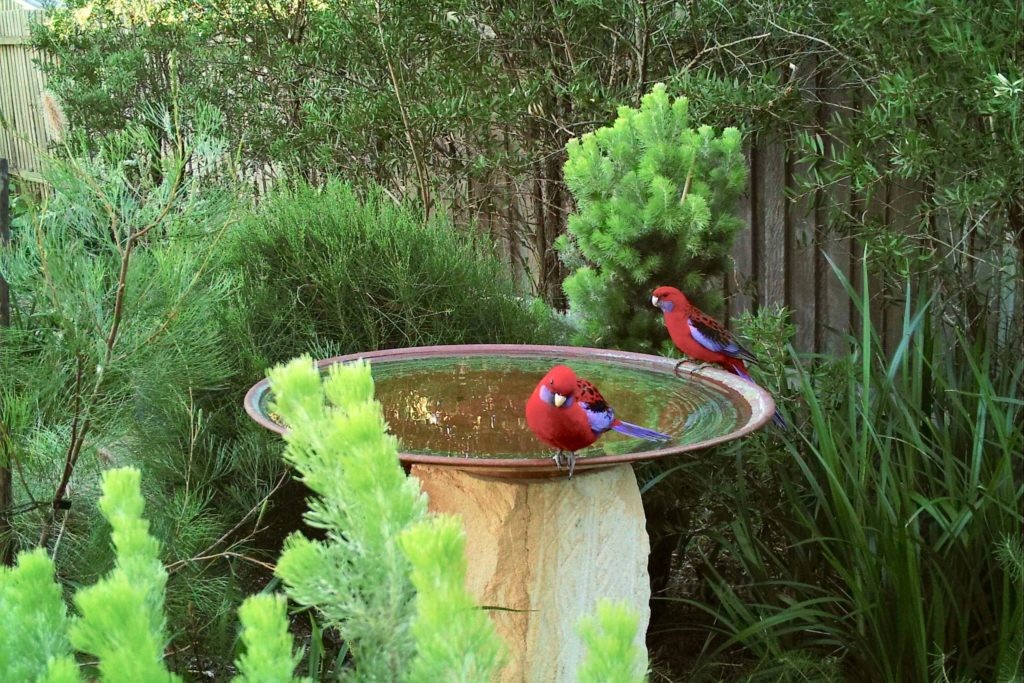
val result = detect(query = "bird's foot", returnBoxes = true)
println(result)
[551,450,578,478]
[674,360,711,378]
[551,450,565,471]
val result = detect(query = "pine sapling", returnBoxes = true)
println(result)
[576,600,648,683]
[232,593,308,683]
[559,82,747,352]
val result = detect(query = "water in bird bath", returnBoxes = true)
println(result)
[248,348,762,465]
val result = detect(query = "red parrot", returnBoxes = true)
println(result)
[651,286,787,429]
[525,364,670,478]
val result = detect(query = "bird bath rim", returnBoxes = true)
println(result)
[243,344,776,478]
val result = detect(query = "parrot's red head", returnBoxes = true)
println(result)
[538,365,578,408]
[651,286,689,314]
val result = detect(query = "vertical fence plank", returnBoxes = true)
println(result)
[819,76,854,355]
[864,178,889,349]
[787,150,817,353]
[0,156,10,566]
[756,139,787,311]
[786,61,819,353]
[1,157,9,327]
[884,180,921,353]
[727,146,756,326]
[1,7,52,177]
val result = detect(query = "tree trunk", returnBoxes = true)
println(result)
[544,152,568,309]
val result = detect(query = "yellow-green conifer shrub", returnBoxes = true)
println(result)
[399,517,505,681]
[69,468,179,683]
[558,83,747,352]
[0,468,304,682]
[232,594,309,683]
[0,548,79,682]
[576,600,648,683]
[266,356,504,682]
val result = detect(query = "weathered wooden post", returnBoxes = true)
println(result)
[1,157,13,565]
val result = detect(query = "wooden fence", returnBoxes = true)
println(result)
[0,3,49,180]
[726,143,1020,359]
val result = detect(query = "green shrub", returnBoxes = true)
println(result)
[68,468,178,682]
[1,357,508,681]
[232,594,308,683]
[577,600,648,683]
[399,517,505,682]
[224,179,565,376]
[0,549,78,682]
[0,111,287,667]
[558,83,747,352]
[266,356,506,681]
[1,467,303,683]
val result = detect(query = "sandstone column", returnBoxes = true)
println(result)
[410,464,651,682]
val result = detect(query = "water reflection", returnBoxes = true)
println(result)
[368,357,742,459]
[262,355,744,460]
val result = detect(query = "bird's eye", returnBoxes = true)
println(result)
[548,379,553,384]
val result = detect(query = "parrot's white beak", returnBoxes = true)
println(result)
[553,393,568,407]
[651,295,660,307]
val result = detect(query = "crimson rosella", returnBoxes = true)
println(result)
[651,286,787,428]
[525,364,670,478]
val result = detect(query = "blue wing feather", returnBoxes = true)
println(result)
[688,318,757,362]
[580,399,616,434]
[575,379,616,434]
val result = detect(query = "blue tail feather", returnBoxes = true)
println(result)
[612,421,671,441]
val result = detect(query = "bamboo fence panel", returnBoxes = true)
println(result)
[0,5,50,178]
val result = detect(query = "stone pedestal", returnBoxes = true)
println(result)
[410,464,651,682]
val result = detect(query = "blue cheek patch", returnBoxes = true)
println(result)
[660,301,675,313]
[539,385,574,407]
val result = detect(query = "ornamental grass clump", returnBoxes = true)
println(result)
[686,256,1024,682]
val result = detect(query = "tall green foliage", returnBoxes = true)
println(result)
[558,83,746,351]
[0,110,286,665]
[668,0,1023,355]
[30,0,1023,326]
[682,260,1024,682]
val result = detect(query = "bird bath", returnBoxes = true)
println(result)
[244,344,776,681]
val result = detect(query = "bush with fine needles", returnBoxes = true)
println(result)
[223,179,565,376]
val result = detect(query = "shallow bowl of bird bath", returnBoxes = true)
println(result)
[244,344,776,479]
